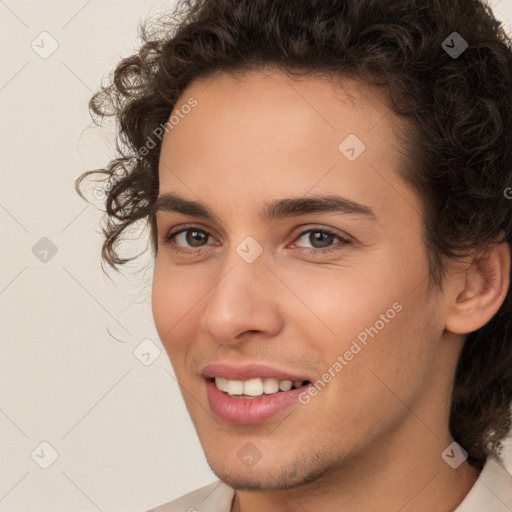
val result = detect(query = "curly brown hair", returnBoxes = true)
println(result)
[75,0,512,469]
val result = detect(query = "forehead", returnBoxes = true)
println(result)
[167,68,393,142]
[157,68,419,226]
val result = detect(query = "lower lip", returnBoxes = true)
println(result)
[204,379,309,425]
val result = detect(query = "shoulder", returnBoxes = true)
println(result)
[455,455,512,512]
[143,480,235,512]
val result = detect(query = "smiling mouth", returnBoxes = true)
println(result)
[209,376,311,399]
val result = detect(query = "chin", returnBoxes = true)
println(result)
[204,449,338,491]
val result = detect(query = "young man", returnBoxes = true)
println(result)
[76,0,512,510]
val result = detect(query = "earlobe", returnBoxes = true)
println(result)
[445,240,511,335]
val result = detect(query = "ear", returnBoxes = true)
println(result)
[444,238,510,335]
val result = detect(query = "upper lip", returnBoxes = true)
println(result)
[201,363,312,382]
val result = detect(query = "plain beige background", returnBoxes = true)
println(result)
[1,1,512,511]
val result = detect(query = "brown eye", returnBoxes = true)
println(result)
[163,228,213,248]
[308,231,337,249]
[184,230,209,247]
[291,227,351,256]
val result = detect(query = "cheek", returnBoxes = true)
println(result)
[151,260,200,354]
[281,262,401,346]
[289,251,434,396]
[331,289,436,415]
[151,263,172,339]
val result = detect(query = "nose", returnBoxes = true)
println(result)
[199,249,283,346]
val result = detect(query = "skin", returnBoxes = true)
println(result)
[151,67,510,512]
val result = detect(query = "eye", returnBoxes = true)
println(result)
[162,227,214,252]
[160,225,350,256]
[290,227,350,255]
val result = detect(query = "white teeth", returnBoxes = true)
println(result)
[226,379,244,395]
[214,377,306,396]
[215,377,228,392]
[243,378,264,396]
[279,380,293,391]
[263,378,280,394]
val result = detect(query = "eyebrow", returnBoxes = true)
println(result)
[152,192,377,222]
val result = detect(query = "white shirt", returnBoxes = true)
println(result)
[144,455,512,512]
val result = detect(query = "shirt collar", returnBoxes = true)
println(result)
[454,455,512,512]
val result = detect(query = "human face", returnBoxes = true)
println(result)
[152,68,457,490]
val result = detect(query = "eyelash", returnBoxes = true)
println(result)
[161,225,351,256]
